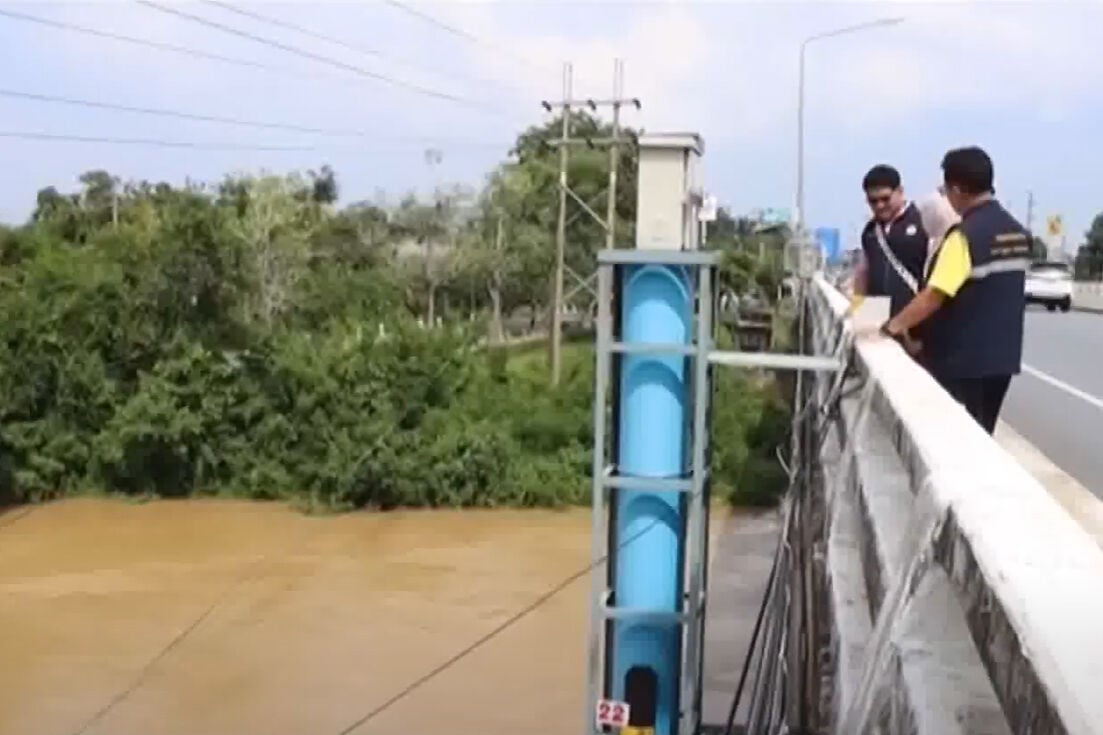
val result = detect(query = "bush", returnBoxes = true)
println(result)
[0,172,789,512]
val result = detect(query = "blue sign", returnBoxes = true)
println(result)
[814,227,841,265]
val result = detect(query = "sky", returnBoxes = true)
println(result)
[1,0,1101,250]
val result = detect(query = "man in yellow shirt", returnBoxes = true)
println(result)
[879,147,1029,434]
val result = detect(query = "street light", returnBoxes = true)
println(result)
[796,17,904,230]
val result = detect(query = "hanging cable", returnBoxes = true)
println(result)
[134,1,502,113]
[0,88,506,148]
[0,131,502,155]
[0,7,315,78]
[379,0,550,75]
[723,306,862,735]
[331,506,678,735]
[200,0,529,96]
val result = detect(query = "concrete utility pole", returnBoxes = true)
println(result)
[550,62,572,387]
[1026,190,1035,234]
[543,60,641,386]
[424,147,443,325]
[605,58,625,252]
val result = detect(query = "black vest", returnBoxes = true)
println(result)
[924,199,1028,382]
[860,203,929,316]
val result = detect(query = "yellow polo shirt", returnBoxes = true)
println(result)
[927,230,972,298]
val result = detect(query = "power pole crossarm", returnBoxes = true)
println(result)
[544,59,641,387]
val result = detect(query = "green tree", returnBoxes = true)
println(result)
[1075,213,1103,279]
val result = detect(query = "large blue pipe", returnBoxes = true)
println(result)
[612,263,692,735]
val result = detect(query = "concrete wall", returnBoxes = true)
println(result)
[1073,281,1103,311]
[804,277,1103,735]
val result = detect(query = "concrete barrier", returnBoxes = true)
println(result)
[1073,281,1103,312]
[804,276,1103,735]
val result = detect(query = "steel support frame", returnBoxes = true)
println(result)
[585,249,718,735]
[584,250,839,735]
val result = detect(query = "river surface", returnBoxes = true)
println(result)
[0,499,596,735]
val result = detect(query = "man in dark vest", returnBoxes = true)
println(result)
[853,164,929,317]
[879,146,1029,434]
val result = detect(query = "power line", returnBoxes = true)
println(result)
[135,0,501,113]
[199,0,527,97]
[0,131,512,157]
[380,0,551,76]
[331,513,667,735]
[0,6,296,74]
[0,131,322,151]
[0,88,504,147]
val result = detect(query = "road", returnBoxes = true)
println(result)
[1003,309,1103,499]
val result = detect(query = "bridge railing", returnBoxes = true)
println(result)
[1073,281,1103,311]
[802,276,1103,735]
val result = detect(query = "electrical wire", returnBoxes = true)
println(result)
[0,131,510,155]
[0,7,314,77]
[379,0,551,76]
[332,507,674,735]
[200,0,528,96]
[0,88,508,148]
[135,0,500,112]
[0,506,35,532]
[0,131,326,151]
[722,310,860,735]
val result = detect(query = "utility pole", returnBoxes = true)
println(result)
[424,147,443,326]
[605,58,624,252]
[550,62,572,387]
[542,60,641,386]
[1025,190,1035,234]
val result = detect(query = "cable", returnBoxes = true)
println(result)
[0,506,35,532]
[380,0,551,76]
[200,0,528,96]
[0,7,312,77]
[0,131,334,152]
[0,88,506,147]
[332,507,673,735]
[135,1,500,112]
[0,131,508,155]
[722,306,861,735]
[0,131,325,151]
[71,523,325,735]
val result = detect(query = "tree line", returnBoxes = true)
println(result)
[0,113,789,510]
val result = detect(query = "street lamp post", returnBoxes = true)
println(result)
[796,17,903,231]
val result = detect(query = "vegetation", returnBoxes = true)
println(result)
[0,114,789,511]
[1075,213,1103,279]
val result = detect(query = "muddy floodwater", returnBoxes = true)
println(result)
[0,499,598,735]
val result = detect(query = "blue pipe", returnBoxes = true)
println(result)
[611,263,692,735]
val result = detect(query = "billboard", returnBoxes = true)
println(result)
[814,227,842,265]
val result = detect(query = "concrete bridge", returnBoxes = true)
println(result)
[728,277,1103,734]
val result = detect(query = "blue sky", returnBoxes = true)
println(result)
[1,0,1100,251]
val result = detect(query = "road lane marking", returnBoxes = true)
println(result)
[1022,364,1103,412]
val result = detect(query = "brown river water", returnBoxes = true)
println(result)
[0,499,599,735]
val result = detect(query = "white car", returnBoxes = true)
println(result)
[1025,261,1073,312]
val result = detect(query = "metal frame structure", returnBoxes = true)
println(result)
[585,250,842,735]
[586,248,718,735]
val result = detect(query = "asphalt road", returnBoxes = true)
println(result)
[1002,308,1103,498]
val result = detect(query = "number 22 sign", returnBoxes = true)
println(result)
[595,698,631,729]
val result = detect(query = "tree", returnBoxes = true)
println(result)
[226,174,316,328]
[1075,213,1103,279]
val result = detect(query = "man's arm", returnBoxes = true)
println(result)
[853,252,868,296]
[884,230,971,336]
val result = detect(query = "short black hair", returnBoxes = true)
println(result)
[941,146,994,195]
[862,164,901,192]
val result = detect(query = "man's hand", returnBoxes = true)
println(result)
[901,332,923,357]
[844,294,865,318]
